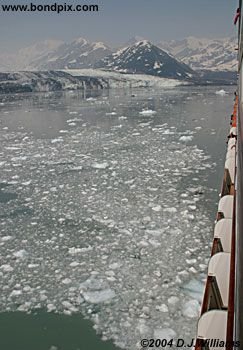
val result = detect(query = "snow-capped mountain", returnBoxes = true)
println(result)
[0,40,63,71]
[31,38,112,70]
[158,36,238,72]
[95,40,196,80]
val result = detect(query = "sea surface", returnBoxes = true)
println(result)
[0,86,235,350]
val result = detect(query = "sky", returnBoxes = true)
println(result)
[0,0,239,52]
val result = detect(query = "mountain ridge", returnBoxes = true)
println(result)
[95,40,196,80]
[0,36,237,76]
[158,36,238,72]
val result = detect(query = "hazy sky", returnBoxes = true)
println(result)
[0,0,239,52]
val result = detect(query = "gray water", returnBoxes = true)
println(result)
[0,86,234,349]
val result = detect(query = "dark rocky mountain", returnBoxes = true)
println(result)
[95,40,196,80]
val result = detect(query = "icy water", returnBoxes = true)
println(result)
[0,86,234,350]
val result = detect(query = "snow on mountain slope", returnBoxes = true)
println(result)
[30,38,112,70]
[95,40,196,80]
[0,36,237,76]
[0,40,63,71]
[158,36,238,72]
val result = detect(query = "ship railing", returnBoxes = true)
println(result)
[194,97,237,349]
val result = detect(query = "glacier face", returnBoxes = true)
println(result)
[0,70,184,94]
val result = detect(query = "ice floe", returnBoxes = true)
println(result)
[139,109,157,116]
[179,135,193,142]
[182,300,200,318]
[0,88,218,350]
[215,89,227,96]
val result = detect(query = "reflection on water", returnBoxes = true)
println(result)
[0,86,235,349]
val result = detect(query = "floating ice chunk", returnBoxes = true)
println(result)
[0,264,14,272]
[189,267,197,274]
[164,207,177,213]
[13,249,28,259]
[186,259,197,265]
[152,205,162,212]
[28,263,39,269]
[68,246,92,254]
[61,301,78,312]
[10,290,22,297]
[188,187,203,195]
[154,328,176,340]
[69,261,80,267]
[182,279,204,302]
[1,236,12,242]
[182,300,200,318]
[51,138,63,143]
[40,294,48,301]
[70,166,83,171]
[142,306,150,315]
[82,289,115,303]
[92,162,109,169]
[138,240,149,247]
[11,156,27,162]
[139,109,157,116]
[142,216,151,224]
[22,180,32,186]
[109,262,121,270]
[47,304,56,312]
[67,118,81,122]
[168,296,179,305]
[149,239,161,248]
[146,229,163,236]
[106,112,117,116]
[179,135,193,142]
[156,304,169,312]
[163,129,175,135]
[105,270,116,277]
[153,270,162,277]
[49,346,58,350]
[62,278,72,285]
[137,320,151,335]
[199,264,207,271]
[80,276,109,291]
[68,111,78,115]
[215,89,227,96]
[17,302,32,312]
